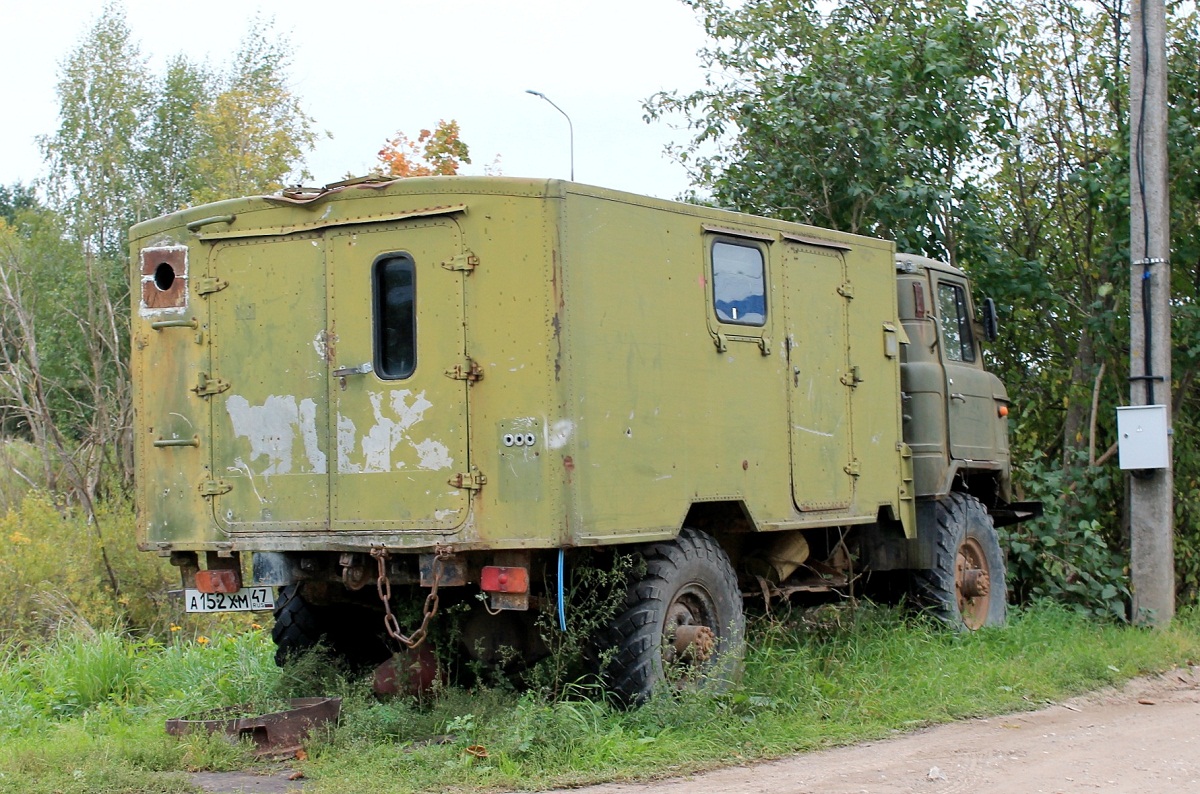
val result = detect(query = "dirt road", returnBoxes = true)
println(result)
[554,667,1200,794]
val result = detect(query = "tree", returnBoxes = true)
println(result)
[377,120,471,178]
[191,19,322,203]
[139,56,212,218]
[39,0,152,263]
[646,0,1002,266]
[0,184,37,226]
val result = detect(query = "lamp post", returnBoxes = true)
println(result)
[525,89,575,182]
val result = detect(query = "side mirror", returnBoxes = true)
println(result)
[982,297,1000,342]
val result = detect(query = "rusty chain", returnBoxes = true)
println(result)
[370,547,447,650]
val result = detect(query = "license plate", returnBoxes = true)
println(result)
[184,587,275,613]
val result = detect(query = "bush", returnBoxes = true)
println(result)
[1003,450,1129,620]
[0,491,177,642]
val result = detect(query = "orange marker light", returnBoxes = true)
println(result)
[998,405,1009,417]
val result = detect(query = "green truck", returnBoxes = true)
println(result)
[130,176,1037,701]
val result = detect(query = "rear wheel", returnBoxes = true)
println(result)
[597,528,745,705]
[271,584,393,669]
[913,493,1007,630]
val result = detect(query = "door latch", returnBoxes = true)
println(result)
[333,362,373,390]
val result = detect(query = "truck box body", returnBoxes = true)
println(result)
[131,177,915,558]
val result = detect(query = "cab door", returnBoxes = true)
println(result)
[327,218,471,531]
[935,278,996,461]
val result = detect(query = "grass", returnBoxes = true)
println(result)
[0,602,1197,793]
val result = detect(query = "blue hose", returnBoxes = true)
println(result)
[557,548,567,632]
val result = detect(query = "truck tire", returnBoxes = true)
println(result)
[271,584,392,669]
[598,528,745,705]
[913,492,1007,630]
[271,584,322,666]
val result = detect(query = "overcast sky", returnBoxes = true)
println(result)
[0,0,715,202]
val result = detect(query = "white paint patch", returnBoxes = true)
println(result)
[337,390,451,473]
[225,394,327,477]
[793,424,835,438]
[226,395,297,477]
[337,414,361,474]
[547,419,575,450]
[313,330,329,362]
[413,439,453,470]
[434,508,460,521]
[297,399,327,473]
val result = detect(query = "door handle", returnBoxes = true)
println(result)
[951,392,967,402]
[333,362,373,389]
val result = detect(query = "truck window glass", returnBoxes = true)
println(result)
[374,254,416,379]
[712,241,766,326]
[937,281,975,362]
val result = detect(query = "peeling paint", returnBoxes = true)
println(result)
[337,390,452,473]
[313,330,329,362]
[413,438,453,470]
[226,395,326,477]
[547,419,575,450]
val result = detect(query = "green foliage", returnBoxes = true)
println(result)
[520,549,637,699]
[191,17,323,203]
[0,605,1197,792]
[14,4,324,507]
[0,492,184,642]
[1001,452,1130,619]
[0,185,36,226]
[648,0,1002,266]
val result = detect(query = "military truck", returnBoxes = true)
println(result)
[130,176,1037,702]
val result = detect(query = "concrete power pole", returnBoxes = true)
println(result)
[1128,0,1174,626]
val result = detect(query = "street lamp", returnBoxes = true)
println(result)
[525,89,575,182]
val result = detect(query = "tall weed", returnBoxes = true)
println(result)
[0,492,178,641]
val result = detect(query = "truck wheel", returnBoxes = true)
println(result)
[271,584,392,669]
[598,528,745,705]
[913,493,1007,630]
[271,584,322,666]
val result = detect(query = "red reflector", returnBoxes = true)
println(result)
[196,569,242,594]
[480,566,529,594]
[998,405,1009,418]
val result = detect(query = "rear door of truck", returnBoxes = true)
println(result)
[208,233,332,532]
[326,218,471,532]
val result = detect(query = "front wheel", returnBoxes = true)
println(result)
[912,493,1007,630]
[596,528,745,705]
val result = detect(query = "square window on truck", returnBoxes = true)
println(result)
[712,241,767,326]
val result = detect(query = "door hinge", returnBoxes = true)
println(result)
[441,251,480,273]
[844,460,861,477]
[449,467,486,491]
[196,276,229,296]
[840,365,863,387]
[837,281,855,299]
[199,479,232,496]
[444,357,484,382]
[192,372,231,397]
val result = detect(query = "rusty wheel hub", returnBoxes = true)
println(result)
[955,537,992,630]
[663,585,719,669]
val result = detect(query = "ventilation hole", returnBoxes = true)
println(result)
[154,262,176,292]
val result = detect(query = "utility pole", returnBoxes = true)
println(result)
[1128,0,1174,626]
